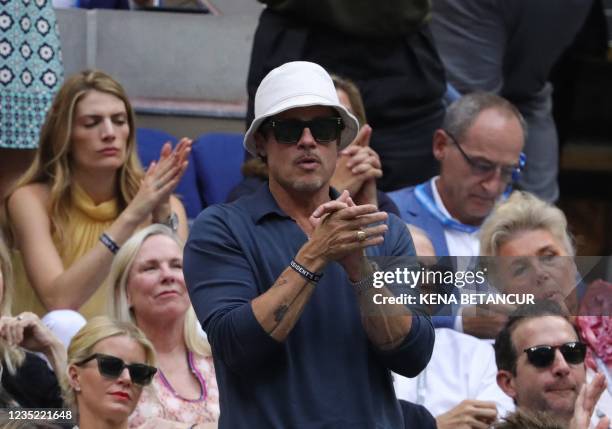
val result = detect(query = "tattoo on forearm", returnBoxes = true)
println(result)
[274,304,289,323]
[267,269,316,336]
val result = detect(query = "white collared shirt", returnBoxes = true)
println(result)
[431,177,480,264]
[394,328,515,418]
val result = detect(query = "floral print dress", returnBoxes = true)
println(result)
[129,352,220,428]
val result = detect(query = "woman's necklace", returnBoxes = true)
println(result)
[157,351,208,402]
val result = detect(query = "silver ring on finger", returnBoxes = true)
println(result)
[154,181,163,190]
[356,230,367,242]
[16,315,23,321]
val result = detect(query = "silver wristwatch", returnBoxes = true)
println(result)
[165,212,179,232]
[350,261,380,288]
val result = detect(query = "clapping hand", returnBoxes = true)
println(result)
[331,125,381,206]
[129,137,192,223]
[569,373,609,429]
[309,190,388,280]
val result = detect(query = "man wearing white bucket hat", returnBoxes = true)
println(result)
[184,61,434,428]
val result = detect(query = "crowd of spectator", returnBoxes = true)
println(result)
[0,1,610,428]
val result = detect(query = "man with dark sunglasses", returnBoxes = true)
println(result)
[388,92,525,337]
[494,301,608,428]
[184,61,434,429]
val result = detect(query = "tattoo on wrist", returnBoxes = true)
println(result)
[274,304,289,323]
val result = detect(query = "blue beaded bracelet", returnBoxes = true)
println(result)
[99,232,120,254]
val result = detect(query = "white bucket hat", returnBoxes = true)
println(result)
[243,61,359,156]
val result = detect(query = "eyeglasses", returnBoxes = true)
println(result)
[523,341,587,368]
[443,129,523,183]
[263,117,344,144]
[77,353,157,386]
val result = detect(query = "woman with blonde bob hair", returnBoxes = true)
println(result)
[107,224,218,428]
[63,316,157,429]
[479,191,578,312]
[480,191,574,258]
[1,231,66,408]
[4,69,191,319]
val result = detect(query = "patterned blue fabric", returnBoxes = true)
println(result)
[0,0,63,149]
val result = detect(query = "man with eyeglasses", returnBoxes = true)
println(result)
[494,300,609,429]
[429,0,593,204]
[388,92,525,336]
[389,92,525,258]
[184,61,434,429]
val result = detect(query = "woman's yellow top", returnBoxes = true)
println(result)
[12,184,118,319]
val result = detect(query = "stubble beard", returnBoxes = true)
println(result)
[519,392,576,425]
[281,175,325,194]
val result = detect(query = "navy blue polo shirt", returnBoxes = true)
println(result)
[184,184,434,429]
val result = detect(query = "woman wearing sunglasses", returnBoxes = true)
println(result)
[63,316,157,429]
[106,224,219,428]
[3,70,191,320]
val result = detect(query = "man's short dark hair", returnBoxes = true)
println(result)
[494,300,579,374]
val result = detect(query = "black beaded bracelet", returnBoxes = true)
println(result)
[289,259,323,283]
[100,232,120,254]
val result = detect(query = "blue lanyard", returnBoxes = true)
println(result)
[414,181,480,234]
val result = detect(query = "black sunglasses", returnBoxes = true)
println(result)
[523,341,587,368]
[263,117,344,144]
[444,129,522,183]
[77,353,157,386]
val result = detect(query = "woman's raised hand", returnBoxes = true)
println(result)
[128,138,192,223]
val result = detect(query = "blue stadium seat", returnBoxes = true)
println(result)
[135,128,204,219]
[191,132,244,206]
